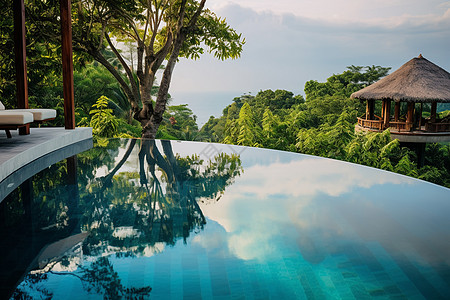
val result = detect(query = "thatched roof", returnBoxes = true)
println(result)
[351,55,450,103]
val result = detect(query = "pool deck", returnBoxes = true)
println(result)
[0,127,93,183]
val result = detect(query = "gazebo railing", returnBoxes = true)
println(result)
[358,115,450,133]
[425,122,450,132]
[389,121,412,132]
[357,117,383,130]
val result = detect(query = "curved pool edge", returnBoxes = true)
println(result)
[177,139,450,191]
[0,138,93,203]
[0,127,93,183]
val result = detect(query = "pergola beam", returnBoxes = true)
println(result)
[60,0,75,129]
[13,0,29,135]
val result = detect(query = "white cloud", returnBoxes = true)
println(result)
[224,158,413,198]
[207,0,450,23]
[198,155,450,265]
[199,157,418,261]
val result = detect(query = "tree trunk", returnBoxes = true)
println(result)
[139,0,205,139]
[141,34,185,139]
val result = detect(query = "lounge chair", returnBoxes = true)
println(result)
[0,110,34,138]
[0,101,57,138]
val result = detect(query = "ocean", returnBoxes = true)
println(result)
[169,90,244,127]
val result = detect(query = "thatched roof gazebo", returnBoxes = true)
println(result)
[351,55,450,143]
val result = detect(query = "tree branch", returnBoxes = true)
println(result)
[90,50,139,110]
[101,139,137,189]
[187,0,206,30]
[104,33,140,109]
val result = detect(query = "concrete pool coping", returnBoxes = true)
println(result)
[0,127,93,184]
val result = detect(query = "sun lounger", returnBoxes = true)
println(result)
[0,111,34,138]
[9,108,56,122]
[0,101,57,138]
[0,101,57,122]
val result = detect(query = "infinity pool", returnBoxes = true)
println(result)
[1,139,450,299]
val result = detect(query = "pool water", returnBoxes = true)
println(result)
[1,139,450,299]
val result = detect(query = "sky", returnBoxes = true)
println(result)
[169,0,450,125]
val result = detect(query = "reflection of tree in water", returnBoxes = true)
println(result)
[79,256,152,299]
[12,139,242,299]
[84,139,242,252]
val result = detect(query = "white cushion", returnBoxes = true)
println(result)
[10,109,56,121]
[0,101,4,110]
[0,111,34,125]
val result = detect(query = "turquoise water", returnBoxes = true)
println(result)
[1,139,450,299]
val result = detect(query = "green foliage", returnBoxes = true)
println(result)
[156,104,202,140]
[418,166,447,186]
[304,65,391,100]
[200,66,450,187]
[394,154,418,177]
[75,63,131,119]
[236,103,261,147]
[89,96,119,138]
[199,116,226,142]
[184,8,245,60]
[218,89,305,149]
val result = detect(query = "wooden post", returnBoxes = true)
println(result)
[60,0,76,129]
[406,102,414,131]
[394,101,400,122]
[418,103,423,129]
[13,0,30,135]
[365,100,370,120]
[368,100,375,120]
[383,100,391,129]
[430,102,437,123]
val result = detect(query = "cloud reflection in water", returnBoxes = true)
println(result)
[199,155,449,268]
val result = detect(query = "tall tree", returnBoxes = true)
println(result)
[64,0,244,138]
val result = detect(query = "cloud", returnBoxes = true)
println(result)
[207,0,450,24]
[171,2,450,101]
[199,156,417,260]
[225,157,414,198]
[198,154,450,265]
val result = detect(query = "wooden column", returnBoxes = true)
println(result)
[430,102,437,123]
[13,0,30,135]
[365,100,370,120]
[383,100,391,128]
[418,103,423,129]
[406,102,415,130]
[394,101,400,122]
[60,0,76,129]
[366,100,375,120]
